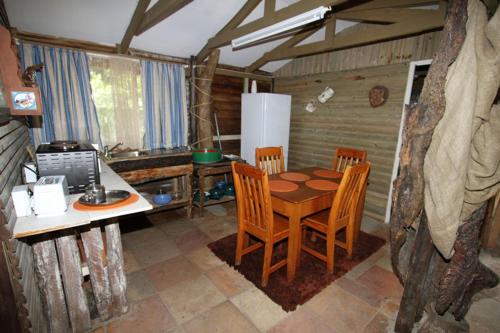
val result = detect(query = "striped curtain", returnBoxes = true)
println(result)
[17,42,102,147]
[141,60,188,149]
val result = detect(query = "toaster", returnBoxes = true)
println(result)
[33,175,69,216]
[36,141,100,194]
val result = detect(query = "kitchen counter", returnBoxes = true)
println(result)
[13,162,153,239]
[105,148,192,174]
[13,161,153,331]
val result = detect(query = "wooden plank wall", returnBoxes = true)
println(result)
[212,74,243,155]
[274,64,409,221]
[211,74,271,156]
[274,25,441,77]
[0,120,47,332]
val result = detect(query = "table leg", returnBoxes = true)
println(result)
[105,220,128,316]
[287,206,302,282]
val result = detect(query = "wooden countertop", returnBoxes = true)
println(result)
[13,162,153,239]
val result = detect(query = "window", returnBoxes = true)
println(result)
[89,55,145,149]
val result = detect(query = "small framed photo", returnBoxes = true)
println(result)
[11,90,37,110]
[6,86,42,115]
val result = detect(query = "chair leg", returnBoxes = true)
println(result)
[353,183,367,245]
[261,241,273,287]
[235,230,245,266]
[326,229,335,274]
[346,221,354,259]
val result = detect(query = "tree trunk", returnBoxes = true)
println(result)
[195,49,220,149]
[389,0,498,331]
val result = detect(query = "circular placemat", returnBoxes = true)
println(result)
[305,180,339,191]
[74,194,139,211]
[313,169,343,179]
[269,180,299,193]
[279,172,311,182]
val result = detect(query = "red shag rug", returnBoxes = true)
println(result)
[207,230,386,311]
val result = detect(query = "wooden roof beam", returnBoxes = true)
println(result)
[197,0,346,62]
[336,8,442,23]
[246,17,335,72]
[118,0,151,54]
[247,2,446,70]
[196,0,263,63]
[267,6,445,62]
[135,0,193,36]
[342,0,441,12]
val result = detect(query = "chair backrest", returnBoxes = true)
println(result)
[255,146,285,175]
[329,162,370,227]
[231,162,274,239]
[332,147,367,172]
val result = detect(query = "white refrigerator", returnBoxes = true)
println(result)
[240,93,292,167]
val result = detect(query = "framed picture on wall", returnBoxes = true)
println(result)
[6,85,41,116]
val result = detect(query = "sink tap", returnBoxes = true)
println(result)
[103,142,123,158]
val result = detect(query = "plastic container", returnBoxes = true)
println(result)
[192,148,222,164]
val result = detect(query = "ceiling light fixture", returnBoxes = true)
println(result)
[231,6,331,49]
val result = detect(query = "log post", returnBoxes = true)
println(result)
[32,237,71,333]
[55,233,91,332]
[105,219,128,315]
[390,0,468,331]
[80,226,112,320]
[195,49,220,149]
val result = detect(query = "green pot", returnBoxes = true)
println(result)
[192,148,222,164]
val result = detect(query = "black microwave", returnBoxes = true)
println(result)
[35,141,100,194]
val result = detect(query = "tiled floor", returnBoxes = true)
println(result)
[92,203,500,333]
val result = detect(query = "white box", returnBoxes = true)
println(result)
[33,175,69,216]
[12,185,32,217]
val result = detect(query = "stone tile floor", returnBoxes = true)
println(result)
[92,202,500,333]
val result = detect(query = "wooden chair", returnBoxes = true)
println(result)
[301,162,370,273]
[332,147,368,245]
[255,146,285,175]
[332,147,367,172]
[231,161,289,286]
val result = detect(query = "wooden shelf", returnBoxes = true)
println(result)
[192,195,235,209]
[140,193,190,214]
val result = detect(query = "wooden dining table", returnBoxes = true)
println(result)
[268,167,342,281]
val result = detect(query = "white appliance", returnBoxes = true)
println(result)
[241,93,292,167]
[12,185,32,217]
[22,162,37,183]
[33,175,69,216]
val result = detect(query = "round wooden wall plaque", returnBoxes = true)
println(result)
[369,86,389,107]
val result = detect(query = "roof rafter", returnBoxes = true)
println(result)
[119,0,151,54]
[196,0,347,63]
[118,0,193,55]
[135,0,193,36]
[196,0,262,63]
[247,0,446,71]
[247,17,334,72]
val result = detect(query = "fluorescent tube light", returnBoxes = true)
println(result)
[231,6,331,49]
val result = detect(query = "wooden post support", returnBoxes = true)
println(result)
[81,226,112,320]
[105,219,128,315]
[32,238,71,333]
[195,49,220,149]
[55,233,91,332]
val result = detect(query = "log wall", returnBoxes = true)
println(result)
[0,120,47,332]
[211,74,271,156]
[274,26,441,77]
[274,63,409,221]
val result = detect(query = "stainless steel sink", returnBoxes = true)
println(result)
[108,150,148,159]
